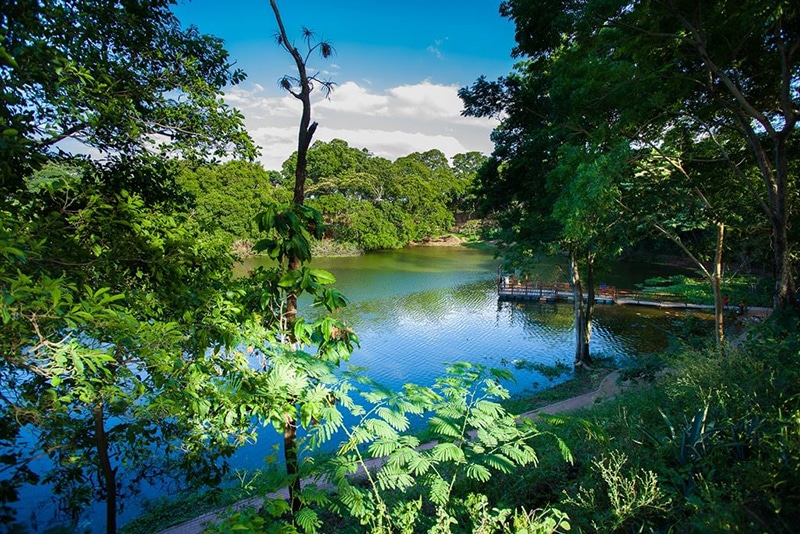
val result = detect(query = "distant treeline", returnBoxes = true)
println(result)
[176,139,488,252]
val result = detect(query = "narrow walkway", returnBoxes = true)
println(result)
[497,280,772,321]
[519,370,623,418]
[156,372,625,534]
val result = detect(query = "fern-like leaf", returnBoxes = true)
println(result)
[428,475,450,507]
[364,418,399,440]
[376,406,411,432]
[483,453,515,473]
[406,453,433,476]
[295,507,321,533]
[429,416,461,438]
[432,442,465,463]
[376,468,415,491]
[368,437,401,459]
[465,462,492,482]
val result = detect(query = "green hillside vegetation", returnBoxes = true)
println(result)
[176,141,486,255]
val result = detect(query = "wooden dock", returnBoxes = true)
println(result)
[498,279,702,308]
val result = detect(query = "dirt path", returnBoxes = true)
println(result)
[519,369,623,418]
[156,371,623,534]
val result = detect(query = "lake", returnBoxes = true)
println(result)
[18,246,708,532]
[269,245,696,395]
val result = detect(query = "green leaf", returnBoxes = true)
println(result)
[295,507,321,532]
[308,268,336,285]
[429,416,461,438]
[431,442,465,463]
[278,270,301,288]
[465,463,491,482]
[71,353,84,375]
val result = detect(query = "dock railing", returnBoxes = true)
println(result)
[498,278,694,307]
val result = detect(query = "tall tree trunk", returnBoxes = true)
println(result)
[738,118,795,311]
[270,0,318,325]
[655,221,727,350]
[283,411,300,514]
[713,223,725,348]
[584,252,595,362]
[93,400,116,534]
[269,1,324,516]
[771,150,795,310]
[685,14,797,311]
[570,248,593,369]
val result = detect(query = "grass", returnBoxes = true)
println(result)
[638,273,772,307]
[120,467,286,534]
[501,363,617,415]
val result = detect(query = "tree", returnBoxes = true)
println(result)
[269,0,335,209]
[1,164,254,532]
[0,0,255,190]
[243,202,358,523]
[176,160,290,244]
[267,0,337,514]
[497,0,799,309]
[460,65,622,368]
[392,152,455,240]
[619,132,751,348]
[0,1,257,530]
[462,0,797,361]
[451,151,488,216]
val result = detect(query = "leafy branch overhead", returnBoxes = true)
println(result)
[0,0,257,191]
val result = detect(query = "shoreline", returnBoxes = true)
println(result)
[154,369,623,534]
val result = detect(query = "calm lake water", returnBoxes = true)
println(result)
[279,246,684,394]
[20,246,709,532]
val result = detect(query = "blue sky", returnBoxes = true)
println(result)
[171,0,518,170]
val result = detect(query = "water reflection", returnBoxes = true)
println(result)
[283,248,713,397]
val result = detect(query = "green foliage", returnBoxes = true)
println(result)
[564,451,670,531]
[477,0,799,308]
[0,3,260,518]
[1,0,255,190]
[254,202,324,264]
[319,363,573,532]
[638,274,772,307]
[0,8,258,526]
[120,470,284,534]
[511,314,800,532]
[167,138,488,254]
[287,140,480,251]
[0,168,257,529]
[457,493,571,534]
[176,161,290,244]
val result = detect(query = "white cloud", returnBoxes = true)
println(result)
[386,82,465,119]
[315,81,390,115]
[226,80,498,171]
[317,128,469,162]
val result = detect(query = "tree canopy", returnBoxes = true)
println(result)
[462,0,799,315]
[0,1,258,530]
[458,0,800,363]
[0,0,256,188]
